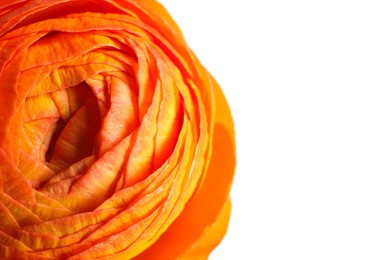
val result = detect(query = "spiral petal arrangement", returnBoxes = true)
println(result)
[0,0,235,259]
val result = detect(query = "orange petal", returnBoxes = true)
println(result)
[135,121,235,259]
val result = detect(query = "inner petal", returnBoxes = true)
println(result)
[48,96,101,170]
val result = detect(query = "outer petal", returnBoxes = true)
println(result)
[135,77,235,259]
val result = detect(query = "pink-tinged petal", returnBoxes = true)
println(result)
[69,134,132,199]
[42,156,95,190]
[49,98,100,170]
[119,85,160,187]
[97,76,139,154]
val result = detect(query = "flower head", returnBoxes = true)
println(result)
[0,0,235,258]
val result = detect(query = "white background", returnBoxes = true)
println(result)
[158,1,390,259]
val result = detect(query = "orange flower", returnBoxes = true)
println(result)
[0,0,235,259]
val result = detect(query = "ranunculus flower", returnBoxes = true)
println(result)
[0,0,235,259]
